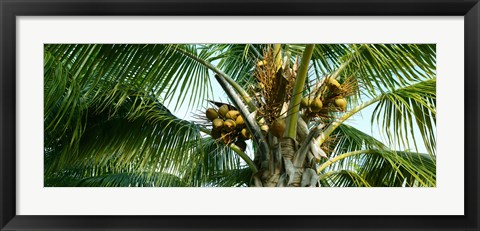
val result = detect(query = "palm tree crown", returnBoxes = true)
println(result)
[44,44,436,187]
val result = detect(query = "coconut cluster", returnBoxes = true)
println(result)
[301,78,348,116]
[328,78,347,111]
[205,105,251,151]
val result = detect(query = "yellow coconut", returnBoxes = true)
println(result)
[205,108,218,121]
[212,118,224,131]
[226,110,240,120]
[240,128,251,140]
[271,119,286,138]
[218,105,229,118]
[310,97,323,112]
[258,117,266,125]
[260,124,269,134]
[328,78,341,89]
[335,98,347,111]
[224,119,236,132]
[235,115,245,127]
[234,139,247,152]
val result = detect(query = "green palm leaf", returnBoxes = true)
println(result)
[372,78,436,155]
[207,44,264,84]
[183,137,245,187]
[343,44,436,95]
[319,124,436,187]
[45,169,187,187]
[44,84,202,182]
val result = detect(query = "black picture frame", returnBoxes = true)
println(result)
[1,0,479,230]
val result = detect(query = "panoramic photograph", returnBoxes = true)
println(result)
[44,44,436,187]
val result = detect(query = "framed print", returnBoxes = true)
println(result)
[1,0,479,230]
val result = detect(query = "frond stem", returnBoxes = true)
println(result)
[173,46,256,111]
[229,144,258,174]
[214,74,270,163]
[285,44,315,139]
[316,149,378,174]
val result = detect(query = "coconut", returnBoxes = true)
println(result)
[212,118,224,131]
[270,119,286,138]
[335,98,347,111]
[205,108,218,121]
[258,117,266,125]
[328,78,341,89]
[218,105,229,118]
[240,128,251,140]
[300,97,310,109]
[234,139,247,152]
[224,119,236,132]
[310,97,323,112]
[260,124,269,134]
[235,115,245,127]
[226,110,240,120]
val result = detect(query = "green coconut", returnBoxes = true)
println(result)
[205,108,218,121]
[218,105,230,118]
[212,118,224,131]
[310,97,323,112]
[300,97,310,109]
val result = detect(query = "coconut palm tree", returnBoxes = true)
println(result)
[44,44,436,187]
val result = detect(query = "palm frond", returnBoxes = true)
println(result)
[320,149,436,187]
[45,44,214,114]
[321,124,436,187]
[297,44,436,96]
[205,167,252,187]
[327,123,387,156]
[319,170,371,187]
[372,78,436,155]
[206,44,265,86]
[183,137,245,187]
[45,169,187,187]
[45,83,202,180]
[288,44,351,76]
[345,44,436,96]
